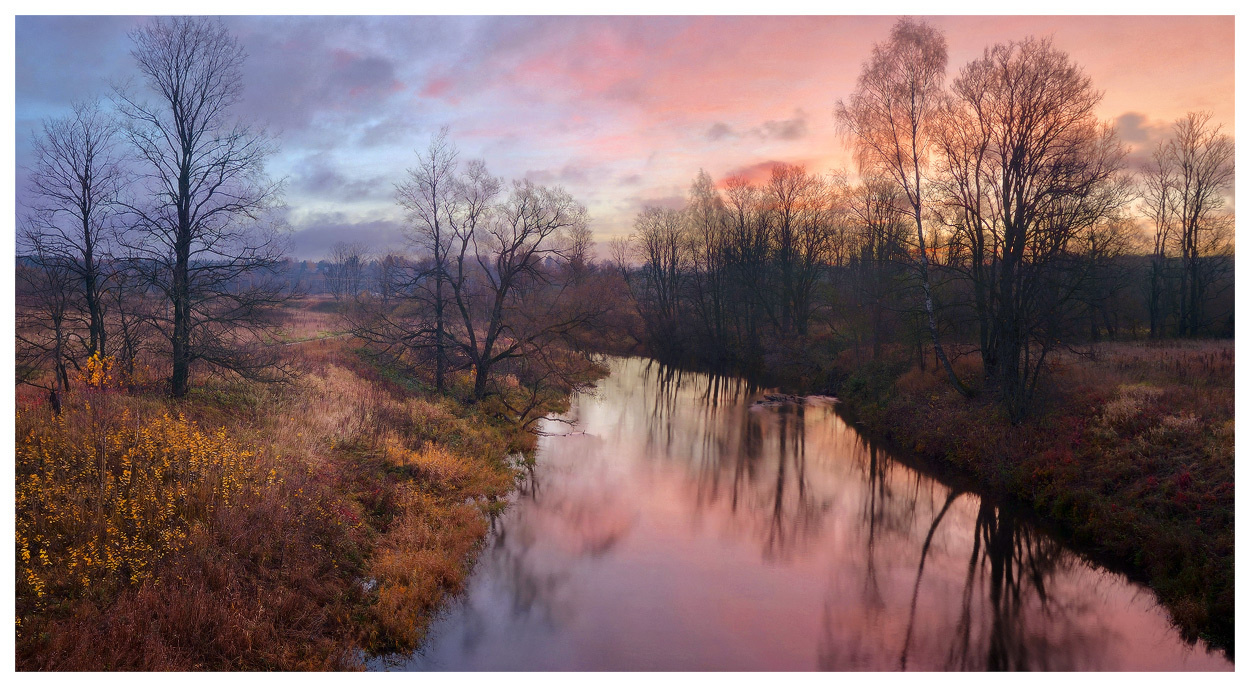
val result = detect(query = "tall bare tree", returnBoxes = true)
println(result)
[1142,144,1179,338]
[722,175,772,357]
[934,37,1129,418]
[351,154,599,406]
[115,17,284,397]
[395,128,459,391]
[842,173,910,360]
[765,164,842,337]
[630,206,687,355]
[25,99,125,360]
[451,179,590,400]
[836,17,969,395]
[685,169,732,356]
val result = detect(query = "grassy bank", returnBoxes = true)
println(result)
[820,340,1234,657]
[15,299,585,670]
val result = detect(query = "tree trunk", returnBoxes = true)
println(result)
[171,268,190,397]
[912,207,969,396]
[1148,257,1163,339]
[473,360,489,400]
[171,173,192,398]
[434,270,446,393]
[83,239,105,357]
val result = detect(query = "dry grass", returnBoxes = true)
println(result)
[367,492,488,652]
[16,383,362,670]
[273,296,349,343]
[14,297,564,670]
[263,335,521,654]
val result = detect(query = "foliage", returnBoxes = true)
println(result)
[17,404,268,608]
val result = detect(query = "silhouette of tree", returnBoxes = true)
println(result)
[16,233,79,408]
[115,17,285,397]
[326,241,368,302]
[1145,112,1234,337]
[934,36,1130,419]
[395,128,460,391]
[836,17,969,395]
[25,99,125,361]
[451,178,592,400]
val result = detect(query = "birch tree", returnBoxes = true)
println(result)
[836,17,969,395]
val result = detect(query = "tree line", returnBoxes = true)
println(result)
[17,17,1233,424]
[610,19,1232,420]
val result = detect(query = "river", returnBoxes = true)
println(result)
[375,356,1231,671]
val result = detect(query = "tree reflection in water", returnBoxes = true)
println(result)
[390,357,1228,671]
[645,360,832,561]
[831,429,1110,671]
[943,499,1100,671]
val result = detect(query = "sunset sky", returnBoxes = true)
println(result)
[14,14,1235,260]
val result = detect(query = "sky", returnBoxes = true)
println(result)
[13,14,1236,261]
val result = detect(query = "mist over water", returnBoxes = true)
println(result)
[376,357,1231,671]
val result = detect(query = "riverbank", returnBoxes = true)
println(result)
[15,299,589,669]
[389,354,1230,670]
[817,340,1234,658]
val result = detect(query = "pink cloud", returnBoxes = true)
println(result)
[32,16,1223,249]
[421,76,453,98]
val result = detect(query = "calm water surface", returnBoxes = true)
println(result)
[376,357,1231,671]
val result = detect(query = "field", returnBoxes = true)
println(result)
[15,297,554,669]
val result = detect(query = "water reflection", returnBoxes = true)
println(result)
[379,357,1230,671]
[892,498,1096,671]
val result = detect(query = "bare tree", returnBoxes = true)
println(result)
[562,221,595,284]
[450,179,590,400]
[374,253,410,304]
[351,153,600,407]
[934,37,1130,418]
[630,206,687,356]
[685,169,732,356]
[764,163,811,335]
[16,231,80,411]
[1142,144,1179,338]
[842,173,910,360]
[836,17,969,395]
[395,128,459,391]
[608,235,633,278]
[326,241,368,302]
[115,17,285,397]
[764,163,841,337]
[104,259,157,384]
[1074,216,1139,341]
[25,99,125,360]
[723,175,772,357]
[1145,112,1234,337]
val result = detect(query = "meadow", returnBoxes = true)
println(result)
[15,297,562,670]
